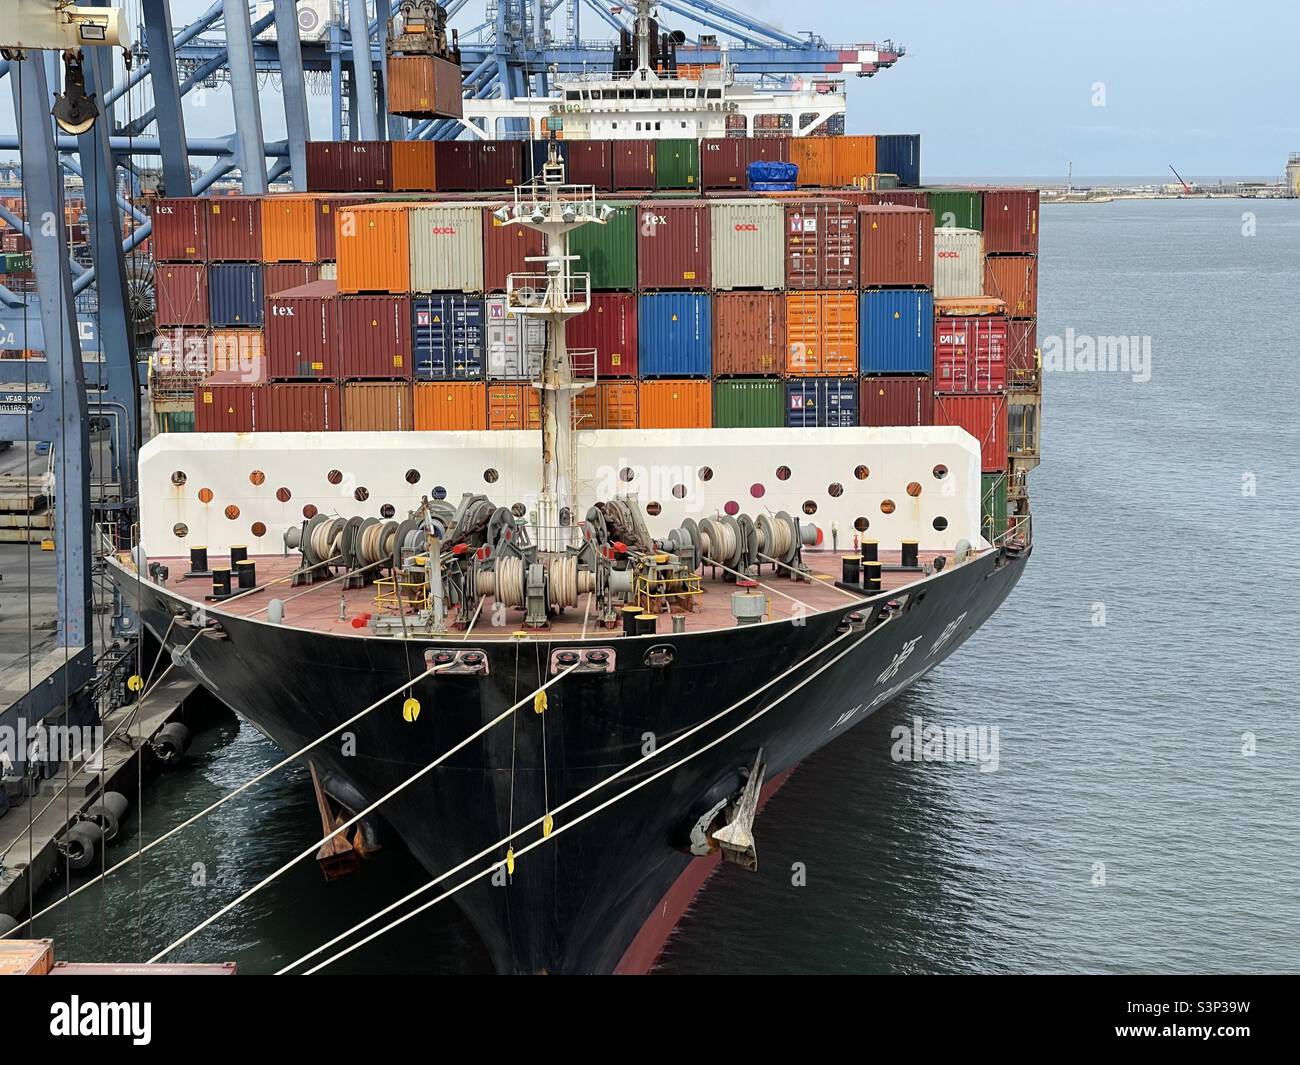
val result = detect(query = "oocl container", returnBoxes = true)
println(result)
[700,136,789,189]
[483,208,546,291]
[613,140,655,190]
[639,379,712,429]
[565,292,637,378]
[336,203,410,294]
[305,141,391,192]
[150,198,207,261]
[567,139,615,191]
[709,201,784,290]
[342,382,415,431]
[637,292,711,377]
[858,204,935,289]
[712,292,786,376]
[194,383,257,432]
[1007,318,1037,388]
[934,314,1009,393]
[568,200,636,290]
[982,189,1039,254]
[785,377,859,427]
[858,288,934,374]
[933,392,1008,472]
[386,54,463,119]
[206,196,262,261]
[259,382,342,431]
[713,378,784,428]
[486,295,545,379]
[260,195,319,262]
[208,263,264,327]
[487,381,540,430]
[337,295,413,379]
[783,201,858,289]
[933,227,984,299]
[390,141,438,192]
[413,381,487,430]
[264,279,339,381]
[874,134,921,187]
[155,264,209,327]
[786,291,857,376]
[411,294,485,379]
[860,374,934,427]
[434,140,522,191]
[637,202,710,290]
[654,139,700,190]
[927,189,983,231]
[983,255,1038,317]
[407,204,484,292]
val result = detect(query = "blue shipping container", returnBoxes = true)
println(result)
[875,134,921,187]
[637,293,711,378]
[412,294,486,379]
[785,377,859,428]
[524,140,570,183]
[208,263,263,327]
[859,289,934,374]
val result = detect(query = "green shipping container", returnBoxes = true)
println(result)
[713,378,785,428]
[927,189,983,231]
[569,200,636,290]
[981,471,1008,541]
[158,410,196,433]
[655,139,700,190]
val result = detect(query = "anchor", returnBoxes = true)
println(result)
[709,748,766,872]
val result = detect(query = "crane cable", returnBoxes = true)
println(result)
[279,623,867,974]
[148,661,585,963]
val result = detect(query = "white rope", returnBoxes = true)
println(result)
[703,554,814,611]
[280,623,865,974]
[150,661,584,963]
[758,552,867,602]
[1,662,449,937]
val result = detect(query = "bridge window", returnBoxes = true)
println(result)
[565,91,579,101]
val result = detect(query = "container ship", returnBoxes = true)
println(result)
[110,1,1040,974]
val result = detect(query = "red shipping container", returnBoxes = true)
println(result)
[934,315,1009,393]
[636,202,711,289]
[336,295,413,379]
[700,137,791,189]
[858,204,934,288]
[712,292,786,376]
[194,383,257,432]
[983,255,1038,318]
[567,139,614,191]
[784,201,858,289]
[434,140,522,191]
[265,280,339,381]
[150,198,207,261]
[565,292,637,378]
[206,196,262,261]
[263,262,320,296]
[483,208,545,291]
[257,383,342,431]
[860,374,934,427]
[613,141,655,190]
[315,196,366,260]
[305,141,391,192]
[155,264,209,327]
[853,190,928,209]
[982,189,1039,254]
[933,392,1008,472]
[1007,318,1037,388]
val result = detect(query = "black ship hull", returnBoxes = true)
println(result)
[111,545,1028,973]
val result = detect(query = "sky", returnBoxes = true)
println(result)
[4,0,1300,179]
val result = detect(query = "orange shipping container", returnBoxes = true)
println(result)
[574,381,639,429]
[335,203,410,294]
[786,291,858,376]
[413,381,487,430]
[790,135,877,188]
[983,255,1038,318]
[261,195,319,262]
[208,328,266,383]
[0,939,54,976]
[790,138,834,188]
[487,382,541,430]
[391,141,438,192]
[386,54,464,120]
[343,382,414,430]
[638,379,711,429]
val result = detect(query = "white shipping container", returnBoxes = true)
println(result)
[408,204,485,292]
[933,227,984,299]
[709,200,784,290]
[486,295,546,379]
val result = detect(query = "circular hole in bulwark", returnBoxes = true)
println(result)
[881,499,896,514]
[249,470,265,486]
[698,466,713,482]
[907,481,923,497]
[275,487,292,502]
[933,516,949,532]
[224,505,240,520]
[724,500,740,516]
[380,503,395,519]
[327,469,343,485]
[672,484,688,499]
[750,483,765,499]
[853,517,869,533]
[303,504,318,519]
[932,464,948,480]
[854,465,870,481]
[828,483,843,498]
[776,465,791,481]
[173,522,188,538]
[484,468,499,484]
[646,501,662,516]
[405,468,421,485]
[170,471,187,486]
[802,500,817,515]
[198,488,213,504]
[354,487,369,502]
[251,521,267,537]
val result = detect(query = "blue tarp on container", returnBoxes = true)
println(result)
[208,263,263,327]
[875,134,921,187]
[638,292,711,377]
[748,160,798,186]
[785,377,859,427]
[858,288,934,374]
[524,140,570,184]
[750,181,797,192]
[412,293,485,379]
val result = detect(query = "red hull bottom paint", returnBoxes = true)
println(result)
[614,767,796,975]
